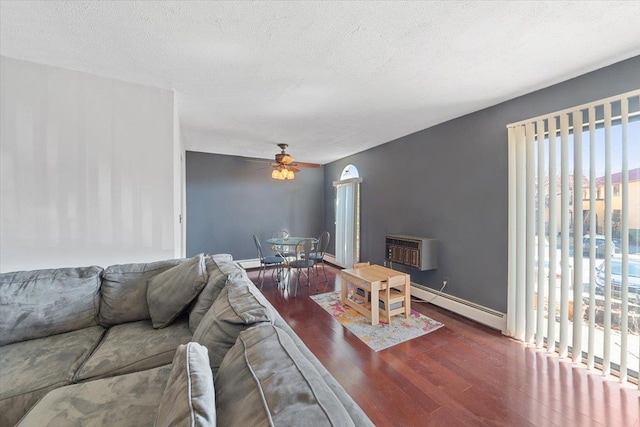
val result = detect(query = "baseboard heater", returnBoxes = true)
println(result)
[236,258,261,269]
[322,253,343,268]
[238,255,506,333]
[410,283,506,333]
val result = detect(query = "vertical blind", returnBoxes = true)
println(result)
[507,89,640,386]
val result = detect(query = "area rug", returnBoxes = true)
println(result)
[309,291,444,351]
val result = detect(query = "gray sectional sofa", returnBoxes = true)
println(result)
[0,254,373,427]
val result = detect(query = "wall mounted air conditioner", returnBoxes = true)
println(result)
[385,235,437,271]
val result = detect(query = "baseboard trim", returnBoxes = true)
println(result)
[322,253,344,268]
[411,283,506,333]
[238,255,506,333]
[236,258,261,270]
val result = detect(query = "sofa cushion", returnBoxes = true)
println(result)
[0,326,105,427]
[215,324,356,427]
[0,266,102,346]
[192,274,275,375]
[210,253,233,263]
[17,365,172,427]
[272,317,375,427]
[156,342,216,427]
[75,318,192,382]
[213,257,244,276]
[189,257,247,332]
[98,258,184,327]
[147,254,208,329]
[188,257,229,333]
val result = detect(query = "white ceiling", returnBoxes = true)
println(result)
[1,1,640,165]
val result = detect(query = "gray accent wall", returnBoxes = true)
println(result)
[324,55,640,313]
[186,151,324,260]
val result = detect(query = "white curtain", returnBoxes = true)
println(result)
[507,89,640,386]
[334,178,361,268]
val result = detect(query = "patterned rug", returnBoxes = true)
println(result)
[309,291,444,352]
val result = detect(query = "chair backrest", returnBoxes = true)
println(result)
[271,230,289,239]
[252,235,265,260]
[387,274,408,289]
[296,238,315,261]
[353,261,370,269]
[316,231,330,255]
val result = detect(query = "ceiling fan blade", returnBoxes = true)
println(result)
[289,166,300,173]
[245,158,272,164]
[293,162,321,168]
[281,155,295,164]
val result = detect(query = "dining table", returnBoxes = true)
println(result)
[265,236,318,291]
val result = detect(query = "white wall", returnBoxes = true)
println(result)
[0,57,178,272]
[173,96,186,258]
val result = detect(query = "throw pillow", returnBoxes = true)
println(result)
[155,342,216,427]
[189,257,247,332]
[147,254,208,329]
[192,274,275,375]
[188,257,227,333]
[99,258,183,326]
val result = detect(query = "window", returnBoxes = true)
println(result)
[340,164,359,180]
[507,89,640,387]
[334,165,361,268]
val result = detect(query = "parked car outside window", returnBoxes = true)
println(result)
[583,234,618,258]
[595,255,640,302]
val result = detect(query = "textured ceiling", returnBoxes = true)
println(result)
[1,1,640,164]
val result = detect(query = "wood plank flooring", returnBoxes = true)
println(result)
[247,264,639,427]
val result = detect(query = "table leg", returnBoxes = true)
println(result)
[341,275,348,305]
[277,262,288,291]
[370,284,379,325]
[404,274,411,318]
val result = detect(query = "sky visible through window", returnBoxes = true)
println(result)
[541,120,640,177]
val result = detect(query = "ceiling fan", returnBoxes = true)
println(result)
[268,144,321,180]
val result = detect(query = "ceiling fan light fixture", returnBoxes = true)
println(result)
[267,144,316,180]
[271,168,294,180]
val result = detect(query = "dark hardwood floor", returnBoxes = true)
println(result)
[247,264,639,427]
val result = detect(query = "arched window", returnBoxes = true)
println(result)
[340,164,359,180]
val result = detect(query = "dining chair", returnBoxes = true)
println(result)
[252,234,284,289]
[379,273,410,324]
[271,230,296,258]
[288,239,317,296]
[308,231,330,282]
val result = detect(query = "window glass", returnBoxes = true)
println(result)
[340,164,359,180]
